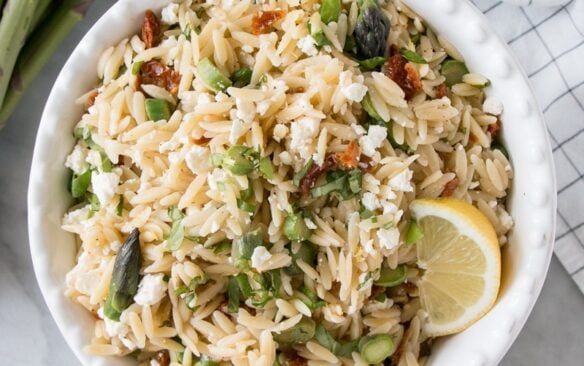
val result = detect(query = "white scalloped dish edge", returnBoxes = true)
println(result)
[27,0,556,365]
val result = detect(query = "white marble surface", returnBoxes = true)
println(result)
[1,1,583,365]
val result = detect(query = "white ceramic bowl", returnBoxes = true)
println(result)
[28,0,556,365]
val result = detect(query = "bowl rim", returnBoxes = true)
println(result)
[27,0,557,365]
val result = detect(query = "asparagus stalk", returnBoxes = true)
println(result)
[0,0,37,113]
[0,0,95,127]
[29,0,53,37]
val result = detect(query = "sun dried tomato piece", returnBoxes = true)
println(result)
[487,119,502,140]
[299,157,334,197]
[252,10,286,35]
[85,90,98,110]
[332,140,360,169]
[383,54,422,100]
[142,10,161,49]
[137,60,181,95]
[155,350,170,366]
[434,83,448,99]
[441,176,459,197]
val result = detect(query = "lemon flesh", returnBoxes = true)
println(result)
[411,198,501,337]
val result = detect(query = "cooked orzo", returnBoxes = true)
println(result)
[62,0,514,365]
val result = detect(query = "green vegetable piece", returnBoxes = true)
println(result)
[308,21,331,47]
[88,193,100,214]
[194,360,218,366]
[386,120,405,150]
[232,228,263,270]
[411,32,421,45]
[320,0,341,24]
[293,158,314,187]
[311,175,346,198]
[400,48,427,64]
[237,199,256,213]
[284,212,314,242]
[374,265,407,287]
[315,325,358,357]
[231,67,253,87]
[344,34,357,54]
[348,169,363,194]
[169,206,185,221]
[235,274,253,298]
[259,157,274,180]
[166,207,185,251]
[213,240,231,254]
[227,276,240,313]
[104,229,141,321]
[337,340,360,358]
[354,0,390,58]
[223,145,258,175]
[241,185,254,201]
[359,206,374,219]
[272,316,316,345]
[145,98,171,121]
[441,59,469,87]
[357,56,386,71]
[362,93,386,122]
[132,61,144,75]
[358,334,395,364]
[71,169,91,198]
[297,285,324,310]
[405,220,423,245]
[197,57,232,91]
[285,242,317,276]
[73,126,90,140]
[116,196,124,216]
[492,142,509,159]
[210,153,224,167]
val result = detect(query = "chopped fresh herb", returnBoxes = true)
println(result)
[259,157,274,180]
[71,170,91,198]
[101,154,113,173]
[132,61,144,75]
[235,274,253,298]
[237,199,256,213]
[231,67,253,87]
[357,270,378,290]
[357,56,386,71]
[197,58,232,91]
[311,175,346,198]
[374,265,407,287]
[232,228,263,271]
[348,169,363,194]
[371,216,378,223]
[382,222,394,230]
[213,240,231,254]
[359,206,374,219]
[405,220,423,245]
[227,276,240,313]
[400,48,427,64]
[116,196,124,216]
[222,145,259,175]
[272,316,316,345]
[116,64,128,78]
[73,126,90,140]
[88,193,100,213]
[315,324,360,357]
[297,286,324,310]
[284,211,313,242]
[194,360,218,366]
[375,292,387,303]
[195,7,206,18]
[285,242,316,276]
[320,0,341,24]
[241,185,253,201]
[145,98,171,121]
[166,206,185,251]
[311,169,362,200]
[293,158,314,187]
[492,142,509,159]
[210,153,223,167]
[411,32,421,45]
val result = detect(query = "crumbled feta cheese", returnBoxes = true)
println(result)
[86,150,102,168]
[251,246,272,269]
[65,144,88,174]
[256,100,271,116]
[289,116,321,160]
[63,206,90,226]
[380,201,398,215]
[235,98,256,124]
[304,218,317,230]
[298,35,318,56]
[161,3,179,24]
[229,118,249,144]
[359,125,387,157]
[100,308,137,350]
[273,124,289,142]
[208,168,228,192]
[363,173,381,193]
[185,145,211,174]
[91,172,120,205]
[388,169,413,192]
[134,274,167,306]
[483,96,503,116]
[362,239,376,255]
[351,123,366,137]
[342,83,368,102]
[259,33,281,66]
[362,192,380,211]
[377,227,400,251]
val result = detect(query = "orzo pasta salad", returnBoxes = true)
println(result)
[62,0,513,365]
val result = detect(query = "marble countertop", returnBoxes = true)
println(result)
[1,1,583,364]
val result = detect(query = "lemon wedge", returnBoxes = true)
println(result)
[410,198,501,337]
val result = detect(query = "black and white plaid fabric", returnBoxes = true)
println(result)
[473,0,584,291]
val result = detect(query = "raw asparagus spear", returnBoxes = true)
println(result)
[29,0,53,37]
[0,0,94,127]
[0,0,37,112]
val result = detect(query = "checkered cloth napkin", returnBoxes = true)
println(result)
[473,0,584,291]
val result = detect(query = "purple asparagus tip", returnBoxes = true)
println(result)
[10,72,23,91]
[73,0,95,17]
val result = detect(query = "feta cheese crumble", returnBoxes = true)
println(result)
[185,145,211,174]
[161,3,179,25]
[377,227,400,251]
[388,169,413,192]
[483,96,503,116]
[289,116,321,160]
[91,171,120,205]
[298,35,318,56]
[251,246,272,270]
[65,144,88,175]
[134,274,167,306]
[362,192,380,211]
[359,125,387,157]
[342,83,368,103]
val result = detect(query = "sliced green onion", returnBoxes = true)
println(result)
[400,48,427,64]
[319,0,341,24]
[441,59,469,87]
[71,169,91,198]
[213,240,231,254]
[231,67,252,87]
[293,158,314,187]
[283,212,313,241]
[223,145,258,175]
[227,276,240,313]
[362,93,386,122]
[348,169,363,194]
[374,265,407,287]
[285,242,316,276]
[405,220,424,245]
[131,61,144,75]
[358,334,395,364]
[145,98,171,121]
[232,228,263,270]
[197,57,232,91]
[311,175,347,198]
[235,273,253,298]
[359,207,374,219]
[272,316,316,345]
[357,56,386,71]
[259,157,274,180]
